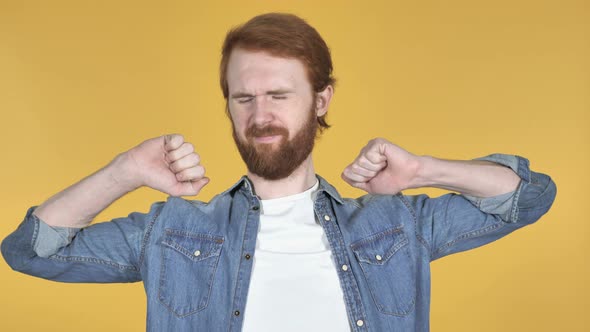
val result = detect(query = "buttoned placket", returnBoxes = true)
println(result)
[227,180,369,331]
[229,180,261,332]
[313,192,368,331]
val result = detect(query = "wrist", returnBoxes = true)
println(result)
[107,153,143,193]
[408,155,438,189]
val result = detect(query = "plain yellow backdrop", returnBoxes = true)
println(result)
[0,0,587,331]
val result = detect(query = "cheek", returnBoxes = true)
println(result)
[229,112,246,135]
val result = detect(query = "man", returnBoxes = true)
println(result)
[1,13,556,332]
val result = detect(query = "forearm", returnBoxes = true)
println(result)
[32,153,140,228]
[410,156,521,198]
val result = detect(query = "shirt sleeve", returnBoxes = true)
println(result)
[1,201,166,283]
[401,153,557,261]
[34,220,81,258]
[461,153,524,222]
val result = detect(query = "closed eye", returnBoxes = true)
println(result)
[236,97,254,104]
[272,95,287,100]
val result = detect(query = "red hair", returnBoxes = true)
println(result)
[220,13,336,131]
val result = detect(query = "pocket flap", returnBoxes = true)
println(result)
[162,229,224,262]
[350,226,408,265]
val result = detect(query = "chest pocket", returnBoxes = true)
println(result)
[158,228,224,318]
[350,226,416,316]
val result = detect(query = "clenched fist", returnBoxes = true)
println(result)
[341,138,423,195]
[119,134,209,197]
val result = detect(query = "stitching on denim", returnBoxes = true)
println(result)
[509,179,524,223]
[157,237,223,318]
[162,235,223,261]
[349,226,404,250]
[138,202,164,269]
[395,194,431,257]
[316,198,367,327]
[518,156,532,183]
[29,210,132,270]
[354,236,416,316]
[48,254,139,271]
[516,174,555,213]
[320,207,356,321]
[227,195,258,330]
[164,228,224,243]
[351,232,409,265]
[432,222,503,258]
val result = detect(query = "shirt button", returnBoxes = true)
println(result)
[324,215,331,221]
[252,206,259,211]
[375,255,382,261]
[234,310,240,316]
[193,250,201,257]
[245,254,251,260]
[356,319,364,327]
[341,264,349,271]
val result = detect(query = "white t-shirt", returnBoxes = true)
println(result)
[241,180,350,331]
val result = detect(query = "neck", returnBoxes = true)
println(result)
[247,155,317,200]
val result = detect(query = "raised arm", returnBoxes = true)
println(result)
[1,134,208,282]
[34,134,209,228]
[342,138,557,261]
[341,137,520,197]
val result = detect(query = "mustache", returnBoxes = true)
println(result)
[246,125,289,138]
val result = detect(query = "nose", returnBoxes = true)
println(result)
[252,95,275,126]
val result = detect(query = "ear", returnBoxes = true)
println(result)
[315,85,334,117]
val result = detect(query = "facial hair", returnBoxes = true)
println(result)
[232,101,318,180]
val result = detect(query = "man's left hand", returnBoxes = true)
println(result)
[341,138,423,195]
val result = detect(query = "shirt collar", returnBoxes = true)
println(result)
[223,174,344,204]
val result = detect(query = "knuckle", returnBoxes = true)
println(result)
[351,163,362,172]
[167,150,176,161]
[184,170,196,180]
[171,134,183,148]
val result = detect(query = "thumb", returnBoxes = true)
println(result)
[350,180,369,192]
[340,171,370,192]
[164,133,184,152]
[366,144,388,165]
[175,177,210,197]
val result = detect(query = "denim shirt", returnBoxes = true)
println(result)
[1,154,557,331]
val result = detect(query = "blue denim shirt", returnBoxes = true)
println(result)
[1,154,557,331]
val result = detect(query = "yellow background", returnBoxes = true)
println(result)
[0,0,587,331]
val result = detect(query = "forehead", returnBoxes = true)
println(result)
[226,48,310,93]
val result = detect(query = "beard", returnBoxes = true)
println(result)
[232,101,318,180]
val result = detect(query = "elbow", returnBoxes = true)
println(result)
[1,233,31,273]
[516,171,557,224]
[1,213,40,273]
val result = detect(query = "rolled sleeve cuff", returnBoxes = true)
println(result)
[30,206,81,258]
[463,153,532,222]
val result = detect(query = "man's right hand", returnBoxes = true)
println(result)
[119,134,209,197]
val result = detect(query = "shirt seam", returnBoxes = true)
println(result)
[394,194,431,262]
[138,202,165,270]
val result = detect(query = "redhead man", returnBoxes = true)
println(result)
[2,13,556,332]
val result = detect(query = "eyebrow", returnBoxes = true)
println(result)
[230,89,294,99]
